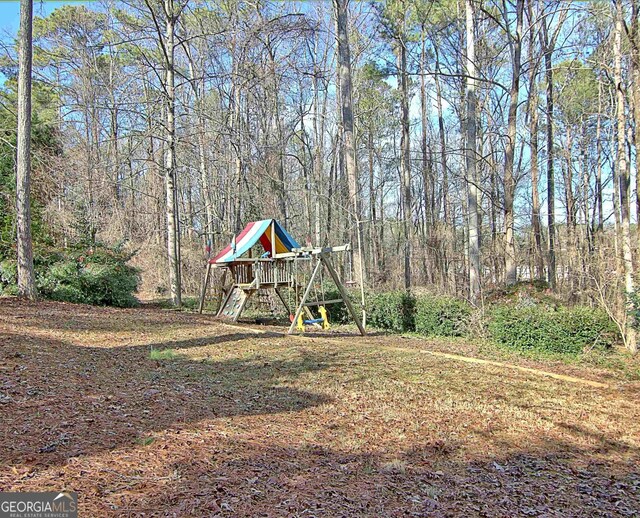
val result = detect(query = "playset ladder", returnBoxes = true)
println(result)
[217,286,251,321]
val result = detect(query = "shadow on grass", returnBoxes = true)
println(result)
[0,297,220,333]
[143,331,284,351]
[96,436,640,516]
[0,329,332,471]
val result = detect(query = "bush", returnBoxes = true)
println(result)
[415,295,471,337]
[315,285,364,325]
[367,291,416,332]
[487,304,618,355]
[39,260,87,303]
[0,259,17,294]
[0,243,140,307]
[40,246,140,307]
[628,291,640,331]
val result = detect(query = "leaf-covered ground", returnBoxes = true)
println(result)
[0,298,639,517]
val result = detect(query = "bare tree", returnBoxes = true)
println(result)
[527,1,545,280]
[333,0,364,288]
[395,1,412,291]
[142,0,185,306]
[503,0,524,285]
[538,2,567,289]
[465,0,480,302]
[624,1,640,256]
[614,0,636,352]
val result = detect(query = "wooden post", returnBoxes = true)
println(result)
[215,269,228,314]
[198,262,212,314]
[321,253,366,335]
[271,220,276,257]
[274,287,291,314]
[254,258,261,289]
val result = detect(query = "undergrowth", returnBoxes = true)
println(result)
[487,305,617,356]
[0,242,140,307]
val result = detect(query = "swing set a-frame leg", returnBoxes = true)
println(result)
[321,253,366,335]
[288,259,322,335]
[198,262,213,314]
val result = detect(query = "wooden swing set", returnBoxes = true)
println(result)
[198,219,365,335]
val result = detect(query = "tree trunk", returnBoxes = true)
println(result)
[630,1,640,261]
[163,0,181,307]
[503,0,524,286]
[434,49,451,289]
[185,46,216,246]
[615,0,636,352]
[563,127,576,291]
[368,129,379,273]
[265,43,288,227]
[16,0,36,299]
[595,83,604,234]
[311,40,328,246]
[397,29,412,291]
[465,0,480,302]
[540,10,556,289]
[333,0,363,287]
[527,1,544,280]
[420,27,432,277]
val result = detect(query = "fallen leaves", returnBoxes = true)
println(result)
[0,298,638,516]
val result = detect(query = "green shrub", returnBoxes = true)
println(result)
[40,246,140,307]
[368,291,416,332]
[628,291,640,330]
[487,304,618,355]
[316,285,364,325]
[0,259,17,294]
[1,243,140,307]
[81,260,139,307]
[415,295,471,337]
[39,260,87,304]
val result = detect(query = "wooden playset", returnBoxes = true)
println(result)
[198,219,365,335]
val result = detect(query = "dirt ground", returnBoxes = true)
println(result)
[0,298,639,517]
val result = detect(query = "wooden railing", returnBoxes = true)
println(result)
[233,263,254,284]
[232,260,293,286]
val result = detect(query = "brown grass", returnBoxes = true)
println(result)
[0,298,638,516]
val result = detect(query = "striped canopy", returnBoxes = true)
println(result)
[210,219,301,264]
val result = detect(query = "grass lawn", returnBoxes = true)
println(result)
[0,298,639,516]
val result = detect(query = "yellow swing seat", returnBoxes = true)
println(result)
[297,306,330,331]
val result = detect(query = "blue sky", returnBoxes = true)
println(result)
[0,1,89,84]
[0,1,88,34]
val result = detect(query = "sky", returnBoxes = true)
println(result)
[0,1,88,33]
[0,1,89,84]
